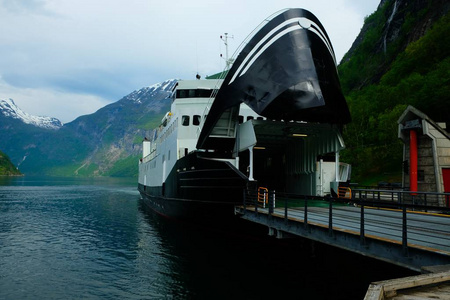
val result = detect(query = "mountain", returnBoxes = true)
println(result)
[0,79,176,177]
[338,0,450,183]
[0,150,21,176]
[0,98,62,130]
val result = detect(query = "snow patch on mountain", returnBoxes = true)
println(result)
[0,98,63,130]
[125,79,177,104]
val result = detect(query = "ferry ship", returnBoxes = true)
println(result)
[138,8,351,222]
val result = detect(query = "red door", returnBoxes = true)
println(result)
[443,168,450,207]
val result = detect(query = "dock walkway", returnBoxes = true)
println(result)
[235,200,450,271]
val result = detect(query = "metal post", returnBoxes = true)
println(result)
[328,197,333,236]
[262,189,266,209]
[402,202,408,257]
[268,190,274,215]
[335,151,340,182]
[248,146,254,181]
[255,191,258,214]
[424,193,427,212]
[284,197,288,224]
[360,196,365,245]
[243,189,246,214]
[273,190,276,210]
[304,197,308,230]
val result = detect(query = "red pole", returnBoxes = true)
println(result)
[409,130,418,193]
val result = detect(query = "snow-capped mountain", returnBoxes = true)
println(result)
[123,79,176,104]
[0,98,63,130]
[0,78,178,176]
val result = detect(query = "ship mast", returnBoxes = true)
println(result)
[220,33,234,70]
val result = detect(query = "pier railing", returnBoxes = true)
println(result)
[241,188,450,262]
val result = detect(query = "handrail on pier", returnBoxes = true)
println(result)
[239,188,450,270]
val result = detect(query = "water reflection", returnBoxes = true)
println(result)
[138,199,416,299]
[0,177,415,299]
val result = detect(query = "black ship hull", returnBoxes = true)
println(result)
[138,152,248,223]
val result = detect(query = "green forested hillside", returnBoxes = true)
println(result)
[338,0,449,183]
[0,150,21,176]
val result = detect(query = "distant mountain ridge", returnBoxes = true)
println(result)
[0,98,63,130]
[0,79,177,177]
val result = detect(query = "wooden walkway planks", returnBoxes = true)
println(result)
[364,269,450,300]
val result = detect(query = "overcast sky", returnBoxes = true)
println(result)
[0,0,381,123]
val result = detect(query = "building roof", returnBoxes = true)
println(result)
[398,105,450,140]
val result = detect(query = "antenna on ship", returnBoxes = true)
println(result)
[220,33,234,70]
[195,40,201,80]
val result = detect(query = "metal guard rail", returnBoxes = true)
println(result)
[242,188,450,258]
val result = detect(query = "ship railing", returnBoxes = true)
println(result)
[352,188,450,209]
[241,188,450,259]
[142,151,157,164]
[338,186,352,199]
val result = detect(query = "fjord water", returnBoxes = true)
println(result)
[0,177,413,299]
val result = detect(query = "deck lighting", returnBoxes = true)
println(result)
[292,133,308,137]
[254,146,266,150]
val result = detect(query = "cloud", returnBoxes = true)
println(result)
[0,0,53,15]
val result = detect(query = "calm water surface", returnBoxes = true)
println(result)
[0,177,414,299]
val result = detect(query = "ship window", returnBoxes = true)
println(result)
[176,89,214,99]
[182,115,190,126]
[193,115,201,126]
[257,117,264,120]
[177,90,188,98]
[247,116,254,121]
[238,115,244,124]
[168,150,171,161]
